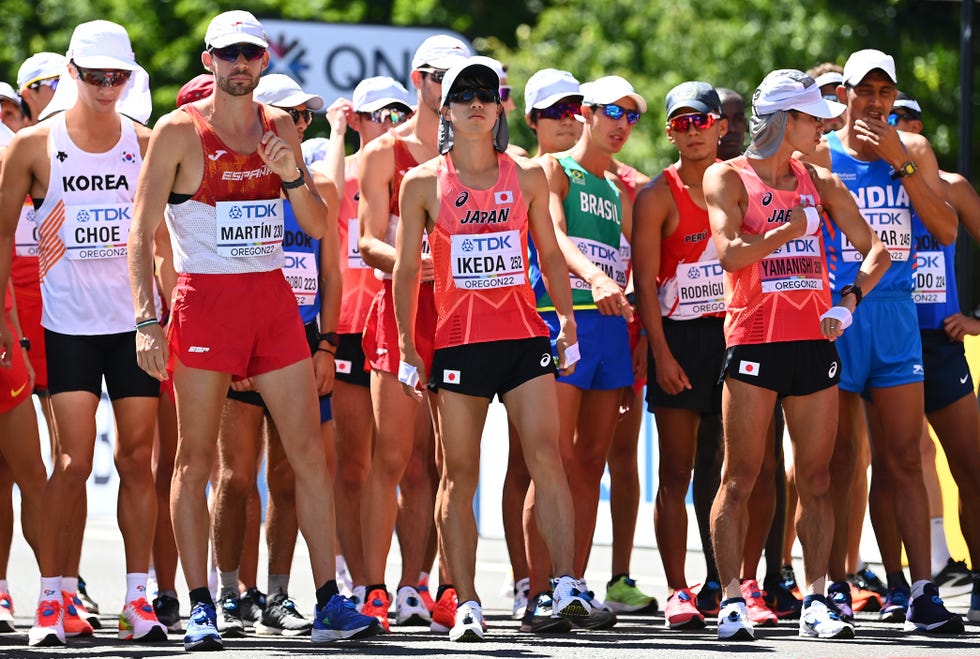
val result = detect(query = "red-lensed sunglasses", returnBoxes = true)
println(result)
[537,101,582,121]
[73,63,132,88]
[668,112,718,132]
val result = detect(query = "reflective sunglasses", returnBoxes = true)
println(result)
[362,107,410,125]
[499,85,512,102]
[887,112,914,126]
[537,101,581,121]
[668,112,718,133]
[73,64,132,88]
[595,103,640,125]
[209,43,267,62]
[446,88,500,104]
[286,108,313,125]
[27,77,59,92]
[822,94,839,103]
[419,68,447,84]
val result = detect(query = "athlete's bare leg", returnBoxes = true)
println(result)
[827,391,860,581]
[653,407,700,591]
[693,413,723,584]
[502,423,530,584]
[0,398,47,561]
[782,463,798,565]
[845,415,870,575]
[331,379,373,585]
[152,392,179,594]
[920,419,944,519]
[609,389,643,577]
[740,421,777,580]
[395,401,436,587]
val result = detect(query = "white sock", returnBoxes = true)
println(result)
[125,572,148,603]
[61,576,78,595]
[911,579,929,600]
[219,569,240,600]
[0,579,8,593]
[40,577,62,604]
[931,517,951,575]
[268,574,289,598]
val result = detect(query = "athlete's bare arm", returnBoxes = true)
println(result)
[357,133,398,274]
[633,174,690,394]
[539,155,632,320]
[392,160,437,400]
[519,159,577,374]
[943,172,980,245]
[263,110,327,240]
[314,173,342,396]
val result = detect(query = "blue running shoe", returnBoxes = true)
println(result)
[312,594,381,643]
[904,582,964,634]
[183,602,222,652]
[879,584,910,623]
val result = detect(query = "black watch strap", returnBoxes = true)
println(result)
[19,336,30,351]
[840,284,863,307]
[281,169,306,190]
[317,331,340,347]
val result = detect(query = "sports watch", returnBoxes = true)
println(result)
[892,161,918,179]
[317,332,340,348]
[840,284,863,307]
[19,337,30,351]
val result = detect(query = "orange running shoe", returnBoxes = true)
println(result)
[430,587,457,633]
[62,591,94,637]
[360,588,390,633]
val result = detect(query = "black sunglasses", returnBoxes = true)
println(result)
[536,101,581,121]
[285,108,313,125]
[73,63,132,88]
[419,68,447,84]
[446,88,500,105]
[209,43,267,63]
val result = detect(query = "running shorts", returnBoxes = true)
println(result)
[542,310,633,391]
[428,336,556,399]
[46,328,160,399]
[921,328,974,413]
[361,279,436,376]
[334,333,370,388]
[722,339,840,397]
[647,316,725,414]
[0,315,32,413]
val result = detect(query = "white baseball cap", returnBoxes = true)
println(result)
[352,76,413,113]
[581,75,647,114]
[814,71,844,88]
[254,74,324,110]
[843,49,897,86]
[18,52,67,91]
[205,10,268,49]
[411,35,470,71]
[0,83,20,104]
[67,20,140,71]
[752,69,846,118]
[524,68,581,115]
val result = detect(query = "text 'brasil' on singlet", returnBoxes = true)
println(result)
[430,152,548,350]
[531,154,626,311]
[912,214,958,330]
[165,104,285,275]
[725,157,831,346]
[658,164,725,320]
[823,131,915,295]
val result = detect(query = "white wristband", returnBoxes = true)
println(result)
[563,342,581,367]
[819,305,853,330]
[803,206,821,235]
[397,361,420,387]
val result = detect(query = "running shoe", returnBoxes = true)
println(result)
[850,567,887,597]
[512,577,530,620]
[570,585,617,630]
[780,564,802,599]
[739,579,777,627]
[255,593,312,636]
[799,596,854,639]
[904,582,964,634]
[696,580,722,616]
[239,587,266,626]
[360,588,390,632]
[417,573,435,613]
[153,594,182,633]
[216,594,245,637]
[449,600,484,642]
[66,590,100,630]
[183,601,222,651]
[0,592,14,633]
[62,591,95,637]
[664,588,705,629]
[77,575,100,614]
[879,584,911,623]
[605,575,658,614]
[827,580,855,624]
[968,574,980,623]
[28,597,65,647]
[395,585,431,626]
[717,598,754,641]
[351,585,366,612]
[551,575,590,620]
[430,587,457,633]
[519,592,571,634]
[932,558,973,597]
[118,597,168,641]
[763,575,802,619]
[850,583,883,612]
[311,594,381,643]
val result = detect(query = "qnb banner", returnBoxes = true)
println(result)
[260,20,473,107]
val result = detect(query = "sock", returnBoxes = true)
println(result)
[335,554,347,573]
[931,517,951,575]
[189,587,215,609]
[418,571,430,585]
[62,576,78,595]
[125,572,148,603]
[0,580,8,593]
[436,584,454,601]
[39,577,62,604]
[268,574,290,598]
[315,580,339,609]
[218,569,239,600]
[911,579,929,600]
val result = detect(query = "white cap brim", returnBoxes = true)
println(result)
[357,98,413,113]
[72,54,139,71]
[792,97,847,119]
[271,92,324,111]
[207,33,268,49]
[530,91,583,111]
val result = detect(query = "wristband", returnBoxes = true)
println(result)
[281,169,305,190]
[563,342,581,367]
[803,206,821,235]
[135,318,159,330]
[398,361,420,387]
[819,305,853,331]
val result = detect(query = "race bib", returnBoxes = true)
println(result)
[569,236,627,291]
[674,259,726,316]
[283,250,318,306]
[216,198,284,258]
[841,207,912,262]
[64,202,132,260]
[760,236,825,293]
[450,229,524,290]
[14,203,38,257]
[912,250,946,304]
[347,218,368,269]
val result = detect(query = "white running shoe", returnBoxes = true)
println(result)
[29,598,65,647]
[552,576,590,619]
[449,600,485,642]
[395,585,431,626]
[512,577,530,620]
[118,597,168,641]
[717,599,754,641]
[351,585,366,613]
[799,597,855,639]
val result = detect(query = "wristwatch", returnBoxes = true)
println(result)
[19,337,30,351]
[892,161,918,179]
[317,332,340,348]
[840,284,863,307]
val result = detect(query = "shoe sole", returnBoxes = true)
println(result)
[606,600,658,614]
[667,615,706,630]
[311,621,380,642]
[118,625,168,642]
[879,608,907,623]
[520,618,572,634]
[554,601,590,619]
[903,617,966,634]
[719,627,754,641]
[571,614,617,630]
[217,625,246,638]
[449,627,484,642]
[396,612,432,626]
[255,622,312,636]
[0,620,14,633]
[28,631,65,647]
[184,635,223,651]
[800,624,856,639]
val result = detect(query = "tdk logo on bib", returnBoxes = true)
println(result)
[686,262,724,279]
[229,202,279,220]
[461,235,512,251]
[74,207,131,222]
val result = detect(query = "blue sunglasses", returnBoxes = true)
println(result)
[593,103,640,125]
